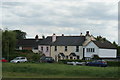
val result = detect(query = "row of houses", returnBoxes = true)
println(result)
[16,31,117,61]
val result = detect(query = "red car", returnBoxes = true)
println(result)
[0,58,8,62]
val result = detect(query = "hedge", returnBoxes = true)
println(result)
[107,61,120,67]
[58,59,92,64]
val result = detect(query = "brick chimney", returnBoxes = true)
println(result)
[62,34,64,36]
[80,33,83,36]
[85,31,91,40]
[52,33,56,42]
[35,35,39,42]
[85,31,90,36]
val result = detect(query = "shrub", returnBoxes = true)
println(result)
[107,61,120,67]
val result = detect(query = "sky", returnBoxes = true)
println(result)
[0,0,119,44]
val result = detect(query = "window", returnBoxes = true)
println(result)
[86,48,95,52]
[41,47,43,51]
[65,46,67,51]
[46,47,49,52]
[55,46,57,51]
[76,46,79,52]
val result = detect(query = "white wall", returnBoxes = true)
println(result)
[99,49,117,58]
[84,41,117,58]
[84,41,99,57]
[38,45,50,57]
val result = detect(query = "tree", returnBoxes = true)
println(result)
[117,46,120,56]
[13,30,26,40]
[2,30,16,60]
[96,36,107,41]
[113,41,118,47]
[42,35,45,39]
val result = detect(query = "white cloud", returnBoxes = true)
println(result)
[1,1,118,43]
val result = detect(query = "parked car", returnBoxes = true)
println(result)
[10,57,28,63]
[0,58,8,62]
[39,57,54,63]
[67,62,86,66]
[86,60,107,67]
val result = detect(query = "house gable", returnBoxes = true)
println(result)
[84,41,99,58]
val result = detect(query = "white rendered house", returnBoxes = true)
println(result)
[83,41,117,60]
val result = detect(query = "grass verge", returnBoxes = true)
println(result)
[2,63,120,78]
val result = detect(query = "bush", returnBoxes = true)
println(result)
[107,61,120,67]
[26,53,40,62]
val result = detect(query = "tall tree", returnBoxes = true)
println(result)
[2,30,16,60]
[113,41,118,47]
[96,36,107,41]
[13,30,26,40]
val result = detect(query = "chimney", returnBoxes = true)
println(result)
[35,35,39,39]
[35,35,39,42]
[52,33,56,42]
[80,33,83,36]
[86,31,90,36]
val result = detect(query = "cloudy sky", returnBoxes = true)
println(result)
[1,0,119,44]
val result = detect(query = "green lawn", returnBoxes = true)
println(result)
[2,63,120,78]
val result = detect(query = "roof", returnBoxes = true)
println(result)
[51,36,85,46]
[58,53,65,57]
[17,39,43,47]
[39,36,52,45]
[69,53,77,56]
[92,41,116,49]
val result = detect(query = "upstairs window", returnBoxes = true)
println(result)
[65,46,67,51]
[76,46,79,52]
[86,48,95,52]
[46,47,49,52]
[55,46,57,51]
[41,47,43,51]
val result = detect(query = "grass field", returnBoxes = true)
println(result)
[2,63,120,78]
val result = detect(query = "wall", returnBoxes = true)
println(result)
[51,46,83,60]
[99,49,117,58]
[38,45,50,57]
